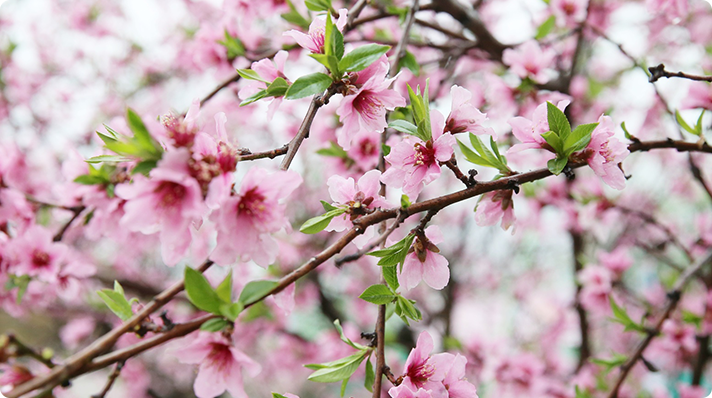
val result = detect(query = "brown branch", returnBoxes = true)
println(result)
[53,206,87,242]
[335,211,406,267]
[6,335,55,369]
[372,304,387,398]
[693,335,710,385]
[607,250,712,398]
[279,92,334,171]
[614,205,694,263]
[7,260,214,398]
[571,230,591,371]
[648,63,712,83]
[237,144,289,161]
[390,0,420,76]
[90,361,124,398]
[198,74,241,109]
[10,139,712,397]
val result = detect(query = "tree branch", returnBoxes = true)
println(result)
[648,63,712,83]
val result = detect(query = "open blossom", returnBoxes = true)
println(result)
[174,332,261,398]
[397,331,456,397]
[577,265,612,313]
[336,71,405,150]
[508,100,569,154]
[401,226,450,291]
[5,225,67,281]
[211,167,301,267]
[389,385,437,398]
[475,189,515,231]
[326,170,391,247]
[582,115,629,190]
[444,85,495,138]
[441,354,479,398]
[502,40,556,84]
[346,130,381,171]
[381,110,456,199]
[551,0,588,27]
[116,148,207,266]
[283,9,347,54]
[238,50,290,118]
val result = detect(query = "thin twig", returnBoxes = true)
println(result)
[648,63,712,83]
[237,144,289,161]
[614,205,694,263]
[607,250,712,398]
[6,335,55,369]
[335,211,406,267]
[53,206,86,242]
[390,0,420,75]
[90,361,124,398]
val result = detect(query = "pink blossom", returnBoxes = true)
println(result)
[550,0,588,28]
[238,50,290,118]
[474,190,515,231]
[336,74,405,150]
[283,9,348,54]
[444,85,495,138]
[508,100,569,154]
[389,384,437,398]
[116,148,207,266]
[441,354,478,398]
[502,40,556,84]
[211,167,301,267]
[174,331,261,398]
[682,83,712,110]
[660,319,697,353]
[381,110,456,199]
[399,331,454,396]
[494,353,545,393]
[646,0,688,22]
[59,317,95,350]
[346,130,381,171]
[582,115,629,190]
[5,225,67,281]
[599,247,633,276]
[0,364,33,393]
[577,265,613,313]
[401,226,450,291]
[326,169,391,233]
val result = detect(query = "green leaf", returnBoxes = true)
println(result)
[382,144,391,156]
[126,108,160,155]
[406,83,432,142]
[575,386,593,398]
[368,234,415,270]
[217,29,245,60]
[564,123,597,155]
[272,394,288,398]
[546,101,571,141]
[307,350,369,383]
[458,139,493,168]
[131,160,158,176]
[470,134,506,170]
[285,72,332,100]
[309,53,341,78]
[266,77,290,97]
[675,110,699,136]
[216,271,233,303]
[359,284,396,305]
[683,310,703,328]
[339,44,390,73]
[305,0,332,12]
[300,208,346,234]
[590,353,627,375]
[397,296,421,321]
[200,318,230,332]
[383,265,399,291]
[333,320,368,350]
[399,51,420,76]
[323,13,344,60]
[340,377,349,397]
[609,296,647,334]
[400,194,411,208]
[74,175,108,185]
[97,289,134,321]
[238,280,279,306]
[316,141,350,159]
[364,356,375,392]
[220,302,244,322]
[321,200,338,212]
[236,69,270,83]
[6,275,31,304]
[388,119,418,136]
[535,15,556,39]
[695,109,705,136]
[86,155,133,164]
[281,0,310,30]
[547,157,568,175]
[621,121,632,140]
[541,130,564,154]
[184,267,222,315]
[240,89,269,106]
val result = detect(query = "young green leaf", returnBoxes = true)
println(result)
[281,0,310,30]
[359,284,396,305]
[547,157,568,175]
[131,160,158,176]
[388,119,418,136]
[590,353,627,375]
[333,320,368,350]
[285,73,332,100]
[309,53,341,78]
[306,350,369,383]
[126,108,161,156]
[564,123,597,155]
[546,101,571,140]
[305,0,332,12]
[96,288,134,321]
[383,264,400,291]
[238,280,279,306]
[86,155,133,164]
[216,271,233,303]
[200,318,230,332]
[184,267,223,315]
[535,15,556,39]
[695,109,705,136]
[340,377,349,397]
[364,355,375,392]
[541,130,564,155]
[272,394,288,398]
[609,296,647,333]
[239,89,269,106]
[236,69,271,83]
[398,51,420,76]
[300,208,346,234]
[219,302,244,322]
[675,110,699,136]
[338,44,390,73]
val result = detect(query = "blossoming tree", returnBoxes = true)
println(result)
[1,0,712,397]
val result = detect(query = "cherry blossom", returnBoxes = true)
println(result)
[381,111,456,200]
[508,100,570,154]
[174,331,261,398]
[401,226,450,291]
[398,331,454,396]
[581,115,629,190]
[502,40,556,84]
[474,189,515,231]
[283,9,348,54]
[444,85,494,138]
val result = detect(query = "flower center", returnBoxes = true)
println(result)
[352,90,381,120]
[237,188,266,216]
[31,250,50,268]
[154,181,187,208]
[208,342,233,373]
[413,141,435,166]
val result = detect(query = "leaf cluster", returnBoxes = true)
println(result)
[542,102,598,175]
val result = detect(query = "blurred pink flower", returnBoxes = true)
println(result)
[283,9,348,54]
[502,40,556,84]
[475,190,515,231]
[508,100,569,154]
[444,85,494,138]
[583,115,629,190]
